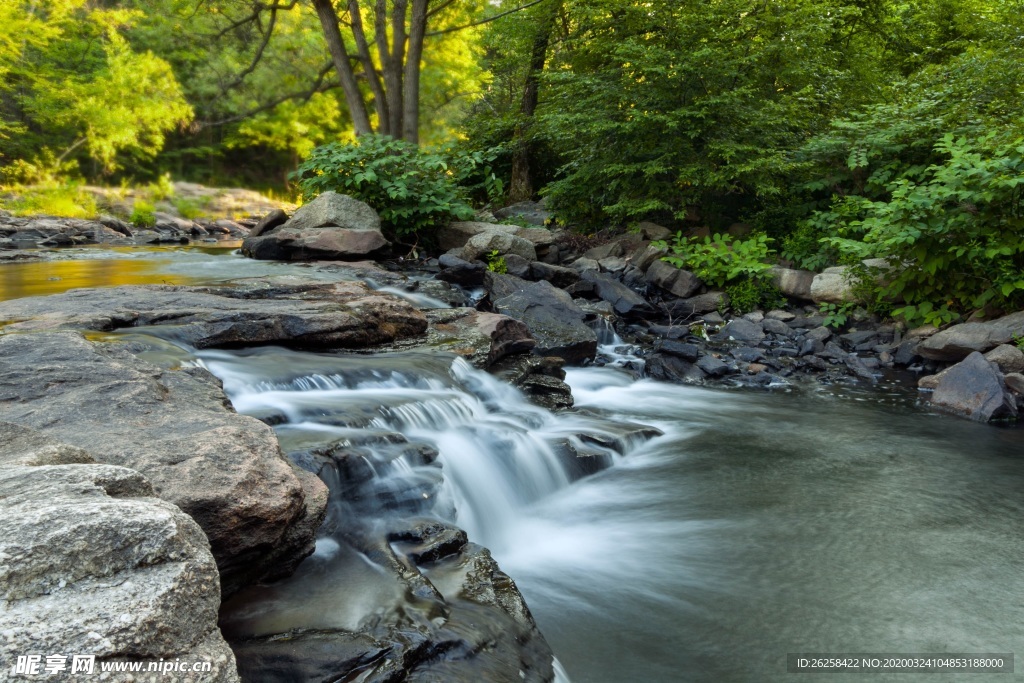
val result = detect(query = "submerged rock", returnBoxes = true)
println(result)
[426,308,536,368]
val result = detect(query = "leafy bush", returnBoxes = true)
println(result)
[725,279,787,315]
[173,198,205,220]
[292,135,498,240]
[819,302,855,329]
[652,232,774,288]
[130,199,157,227]
[819,133,1024,326]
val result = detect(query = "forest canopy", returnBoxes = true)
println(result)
[2,0,1024,321]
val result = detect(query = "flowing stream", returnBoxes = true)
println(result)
[3,247,1023,681]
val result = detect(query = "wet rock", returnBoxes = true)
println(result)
[436,253,487,287]
[242,192,390,261]
[844,355,878,382]
[731,346,765,363]
[426,308,535,368]
[580,271,657,319]
[646,354,705,384]
[487,274,597,364]
[713,319,765,344]
[799,338,825,357]
[658,340,700,362]
[0,426,239,681]
[0,280,427,350]
[644,260,702,299]
[228,539,554,683]
[930,351,1018,422]
[0,332,327,594]
[696,354,732,377]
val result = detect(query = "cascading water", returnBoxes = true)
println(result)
[199,328,1024,683]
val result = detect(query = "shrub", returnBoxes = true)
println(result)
[486,249,507,274]
[130,199,156,227]
[652,232,775,288]
[4,183,97,218]
[725,279,787,315]
[291,135,492,241]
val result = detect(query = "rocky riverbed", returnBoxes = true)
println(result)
[2,192,1022,682]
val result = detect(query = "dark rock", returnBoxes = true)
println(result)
[580,271,657,319]
[844,355,878,382]
[530,261,580,288]
[646,354,705,383]
[487,274,597,364]
[98,214,133,237]
[249,208,289,237]
[436,253,486,287]
[984,344,1024,374]
[841,329,879,346]
[696,354,732,377]
[503,253,532,278]
[788,315,827,329]
[565,280,596,297]
[648,324,690,339]
[930,351,1018,422]
[805,326,832,342]
[664,291,728,319]
[762,318,795,337]
[893,339,921,365]
[658,340,700,362]
[644,260,702,299]
[799,338,825,357]
[731,346,765,363]
[713,319,765,344]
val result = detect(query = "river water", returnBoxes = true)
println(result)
[3,247,1023,681]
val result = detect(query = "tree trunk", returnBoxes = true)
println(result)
[402,0,429,144]
[312,0,372,136]
[347,0,390,134]
[508,1,560,202]
[389,0,408,136]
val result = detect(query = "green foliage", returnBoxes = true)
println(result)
[653,233,774,288]
[292,135,479,240]
[1014,335,1024,352]
[173,198,205,220]
[147,173,175,201]
[130,199,156,227]
[781,217,842,272]
[819,302,856,330]
[486,249,507,274]
[0,2,192,176]
[5,183,97,218]
[725,279,787,315]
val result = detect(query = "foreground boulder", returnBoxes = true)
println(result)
[929,351,1018,422]
[0,423,239,681]
[486,273,597,364]
[0,332,327,594]
[242,192,390,261]
[0,280,427,350]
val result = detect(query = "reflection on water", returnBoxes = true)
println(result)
[0,257,199,300]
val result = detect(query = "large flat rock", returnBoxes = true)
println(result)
[0,280,427,349]
[917,312,1024,361]
[0,332,327,594]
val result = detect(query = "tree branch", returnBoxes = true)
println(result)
[426,0,550,37]
[196,62,338,128]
